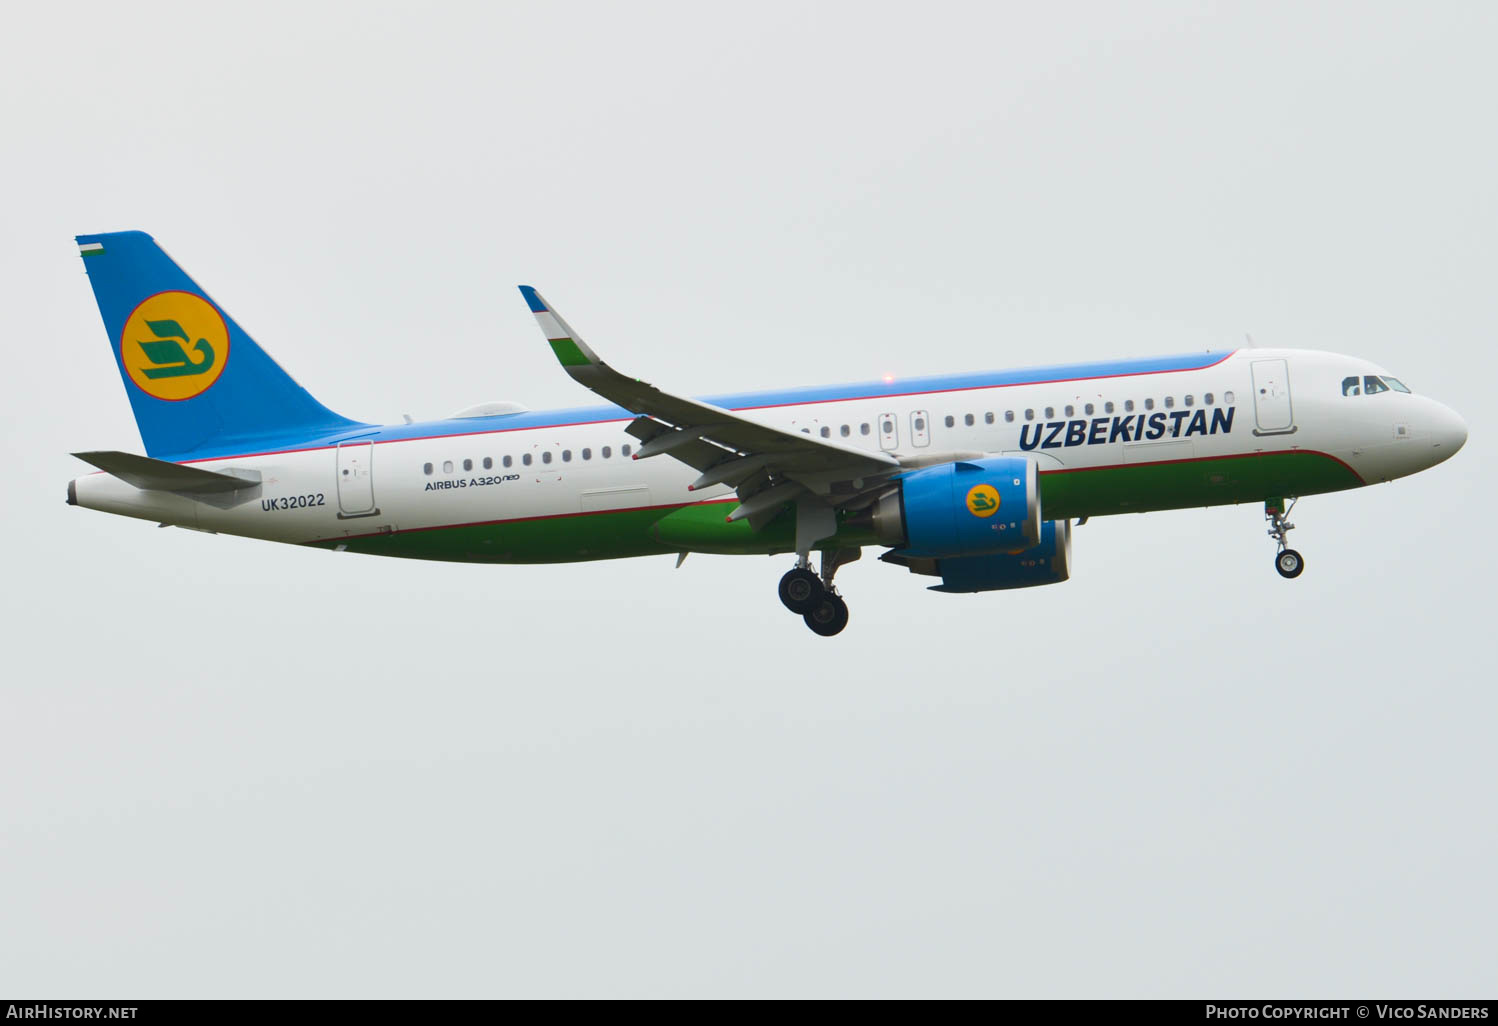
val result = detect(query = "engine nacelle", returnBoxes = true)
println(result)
[928,518,1073,593]
[873,455,1040,558]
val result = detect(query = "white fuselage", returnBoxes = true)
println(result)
[71,349,1467,554]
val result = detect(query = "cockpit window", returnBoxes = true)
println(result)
[1344,374,1410,397]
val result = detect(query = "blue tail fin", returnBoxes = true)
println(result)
[76,231,364,459]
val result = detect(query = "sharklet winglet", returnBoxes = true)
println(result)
[519,285,548,314]
[518,286,603,370]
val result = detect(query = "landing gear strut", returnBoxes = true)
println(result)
[1266,498,1304,579]
[777,548,859,636]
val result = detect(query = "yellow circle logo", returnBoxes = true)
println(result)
[966,484,1001,518]
[120,291,229,401]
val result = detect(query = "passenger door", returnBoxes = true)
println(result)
[336,441,378,518]
[1251,359,1295,435]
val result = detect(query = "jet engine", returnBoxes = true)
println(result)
[882,518,1073,593]
[871,456,1041,558]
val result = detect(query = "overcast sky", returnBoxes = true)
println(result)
[2,0,1494,998]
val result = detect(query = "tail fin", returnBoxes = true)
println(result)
[76,231,363,459]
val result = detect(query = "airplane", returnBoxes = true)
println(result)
[66,231,1468,636]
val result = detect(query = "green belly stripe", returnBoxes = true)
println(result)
[1040,451,1362,520]
[316,506,678,563]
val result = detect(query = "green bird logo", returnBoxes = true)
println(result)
[136,319,216,379]
[966,484,1002,518]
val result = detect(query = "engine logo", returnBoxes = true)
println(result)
[965,484,1001,518]
[120,291,229,401]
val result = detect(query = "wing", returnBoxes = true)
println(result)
[519,286,902,532]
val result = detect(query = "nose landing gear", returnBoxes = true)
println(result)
[777,548,859,635]
[1266,498,1304,579]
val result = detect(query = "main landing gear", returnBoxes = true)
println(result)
[778,549,858,636]
[1266,498,1304,579]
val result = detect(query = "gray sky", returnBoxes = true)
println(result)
[3,0,1495,998]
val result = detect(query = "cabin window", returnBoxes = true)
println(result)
[1364,375,1390,395]
[882,419,893,434]
[840,424,850,437]
[964,413,975,426]
[1004,411,1015,423]
[944,415,955,428]
[482,457,492,469]
[542,451,552,464]
[463,458,473,471]
[820,426,830,438]
[443,460,454,474]
[602,446,612,458]
[1044,407,1055,419]
[503,455,512,468]
[423,462,433,475]
[1143,399,1154,411]
[1084,403,1094,415]
[860,423,871,436]
[562,450,572,462]
[1204,393,1214,406]
[914,416,926,431]
[582,448,592,460]
[522,453,532,466]
[1184,395,1194,407]
[622,444,632,457]
[1064,405,1074,417]
[1105,401,1115,414]
[985,412,994,424]
[1164,396,1175,409]
[1224,391,1235,405]
[1025,409,1034,421]
[1124,400,1135,413]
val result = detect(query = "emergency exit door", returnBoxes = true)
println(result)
[1251,359,1296,435]
[910,410,931,447]
[336,441,378,518]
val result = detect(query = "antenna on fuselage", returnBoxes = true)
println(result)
[1244,333,1256,348]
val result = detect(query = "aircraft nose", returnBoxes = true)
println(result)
[1429,402,1467,461]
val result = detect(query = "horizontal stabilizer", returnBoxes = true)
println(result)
[72,450,260,494]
